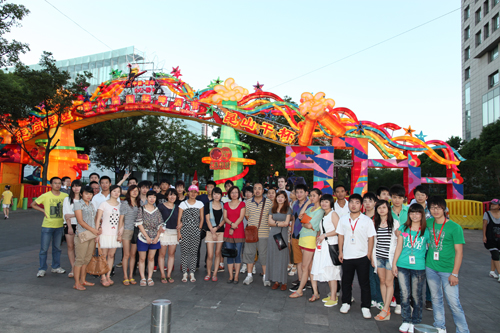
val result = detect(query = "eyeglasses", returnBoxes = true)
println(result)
[429,207,443,211]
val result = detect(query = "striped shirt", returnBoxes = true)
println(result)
[245,197,272,238]
[73,200,96,235]
[376,227,391,259]
[120,200,139,230]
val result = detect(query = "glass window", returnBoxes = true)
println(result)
[495,0,499,7]
[465,26,470,40]
[490,71,499,87]
[465,47,471,60]
[490,45,499,62]
[74,64,82,72]
[465,67,471,80]
[465,108,471,141]
[95,60,103,68]
[485,1,490,14]
[103,59,111,67]
[476,8,482,24]
[495,93,500,121]
[89,62,95,69]
[484,94,489,126]
[82,63,89,70]
[489,91,495,122]
[466,82,471,105]
[465,6,470,20]
[476,31,483,46]
[485,23,490,38]
[493,14,500,30]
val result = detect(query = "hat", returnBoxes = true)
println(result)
[188,185,199,192]
[491,199,500,205]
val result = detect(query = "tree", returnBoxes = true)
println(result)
[0,1,30,68]
[0,52,91,185]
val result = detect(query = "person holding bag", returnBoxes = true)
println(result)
[204,187,225,282]
[158,188,181,284]
[266,191,292,291]
[73,186,100,291]
[223,186,246,284]
[310,194,341,306]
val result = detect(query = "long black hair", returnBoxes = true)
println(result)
[69,179,82,204]
[125,184,140,207]
[373,200,394,232]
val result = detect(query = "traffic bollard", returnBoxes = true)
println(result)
[151,299,171,333]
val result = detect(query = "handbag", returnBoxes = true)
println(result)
[273,227,288,251]
[321,216,341,266]
[79,230,97,243]
[301,214,312,224]
[222,237,238,258]
[86,242,110,276]
[245,198,266,243]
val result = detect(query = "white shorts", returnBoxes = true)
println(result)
[2,204,10,209]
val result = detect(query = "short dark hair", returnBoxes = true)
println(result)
[212,187,223,196]
[363,192,377,202]
[224,180,234,187]
[153,183,160,188]
[413,185,429,197]
[82,186,94,195]
[138,181,149,189]
[128,177,138,183]
[100,176,111,184]
[175,180,185,188]
[206,180,216,187]
[294,184,309,192]
[109,184,121,193]
[277,176,286,182]
[50,177,61,184]
[227,186,241,199]
[349,193,363,203]
[165,188,178,199]
[389,184,406,198]
[321,194,335,208]
[376,186,390,197]
[61,176,70,182]
[89,172,100,179]
[160,179,170,185]
[89,181,99,187]
[428,196,447,210]
[334,184,347,192]
[146,190,157,198]
[243,186,253,196]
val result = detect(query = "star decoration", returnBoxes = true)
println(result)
[403,125,415,137]
[356,122,365,135]
[83,92,91,102]
[253,81,264,91]
[171,66,182,79]
[415,131,427,141]
[214,77,222,85]
[193,90,202,99]
[208,77,223,89]
[175,80,184,90]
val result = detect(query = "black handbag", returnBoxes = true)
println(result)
[131,226,139,245]
[222,237,238,258]
[273,227,288,251]
[321,216,341,266]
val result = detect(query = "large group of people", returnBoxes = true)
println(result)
[32,173,479,333]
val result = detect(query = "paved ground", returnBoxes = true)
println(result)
[0,209,499,332]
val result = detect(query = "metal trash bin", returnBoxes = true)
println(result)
[151,299,172,333]
[414,324,439,333]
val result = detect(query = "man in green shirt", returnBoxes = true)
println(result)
[425,196,469,333]
[32,177,68,278]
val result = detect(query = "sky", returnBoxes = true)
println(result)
[8,0,462,159]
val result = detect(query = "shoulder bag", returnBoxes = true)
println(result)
[322,216,341,266]
[245,198,266,243]
[86,242,110,276]
[222,236,238,258]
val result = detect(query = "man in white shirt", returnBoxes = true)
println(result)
[337,193,376,319]
[92,176,111,210]
[334,184,350,218]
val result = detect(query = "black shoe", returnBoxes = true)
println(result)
[289,284,306,292]
[425,301,433,311]
[227,279,234,284]
[291,279,300,286]
[305,281,312,289]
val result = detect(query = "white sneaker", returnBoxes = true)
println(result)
[390,298,396,307]
[263,277,271,287]
[361,307,371,319]
[437,329,447,333]
[489,271,499,279]
[240,264,247,273]
[37,270,46,277]
[399,322,411,332]
[243,275,253,285]
[340,303,350,314]
[51,267,66,274]
[408,324,414,333]
[252,265,256,274]
[395,304,402,315]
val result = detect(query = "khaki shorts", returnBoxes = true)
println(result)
[122,229,134,241]
[74,235,95,266]
[205,232,224,243]
[291,238,302,264]
[243,238,268,266]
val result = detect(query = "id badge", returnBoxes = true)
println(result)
[433,251,439,261]
[350,236,356,244]
[409,256,416,265]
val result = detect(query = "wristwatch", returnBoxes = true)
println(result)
[451,273,459,278]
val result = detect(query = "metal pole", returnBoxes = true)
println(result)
[151,299,171,333]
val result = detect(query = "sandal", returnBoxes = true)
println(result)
[190,273,196,283]
[129,278,137,285]
[73,284,86,291]
[161,278,168,284]
[147,278,154,286]
[212,276,218,282]
[140,279,147,287]
[182,273,188,283]
[374,309,391,321]
[167,277,174,283]
[289,291,303,298]
[107,278,114,286]
[68,272,74,278]
[82,281,95,287]
[309,294,320,302]
[101,279,110,287]
[123,279,130,286]
[204,275,211,281]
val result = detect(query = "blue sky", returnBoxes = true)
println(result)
[9,0,461,157]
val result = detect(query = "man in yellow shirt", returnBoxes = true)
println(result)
[1,185,13,219]
[31,177,68,277]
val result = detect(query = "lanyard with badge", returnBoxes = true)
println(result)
[408,227,420,265]
[432,221,446,261]
[349,217,359,244]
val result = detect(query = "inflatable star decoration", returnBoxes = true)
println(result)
[415,131,427,141]
[253,81,264,91]
[403,125,415,137]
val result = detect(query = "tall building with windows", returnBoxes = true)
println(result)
[462,0,500,140]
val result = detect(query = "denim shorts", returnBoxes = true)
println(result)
[376,257,392,270]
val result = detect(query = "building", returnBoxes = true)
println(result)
[462,0,500,140]
[19,46,204,182]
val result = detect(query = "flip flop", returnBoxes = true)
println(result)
[82,281,95,286]
[289,291,303,298]
[129,279,137,285]
[212,276,218,282]
[123,279,130,286]
[68,272,74,278]
[309,294,320,302]
[167,277,174,283]
[161,278,168,284]
[73,284,86,291]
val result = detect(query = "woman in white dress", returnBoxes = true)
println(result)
[310,194,341,307]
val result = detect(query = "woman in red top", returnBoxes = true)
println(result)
[223,186,246,284]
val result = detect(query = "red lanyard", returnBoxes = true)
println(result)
[409,227,421,248]
[349,218,359,234]
[432,220,446,248]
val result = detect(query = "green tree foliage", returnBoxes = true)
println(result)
[367,168,403,194]
[0,1,30,68]
[0,52,91,185]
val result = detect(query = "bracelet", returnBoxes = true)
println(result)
[451,273,459,278]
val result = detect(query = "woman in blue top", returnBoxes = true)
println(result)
[392,204,429,333]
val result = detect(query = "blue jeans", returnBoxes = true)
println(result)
[426,267,469,333]
[398,267,426,324]
[39,227,64,271]
[224,242,243,264]
[369,268,383,303]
